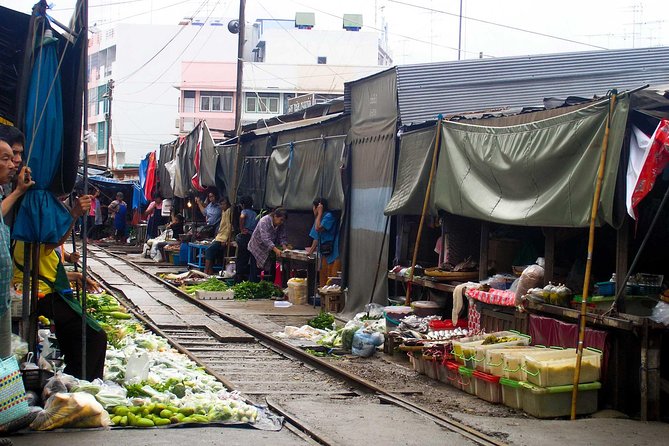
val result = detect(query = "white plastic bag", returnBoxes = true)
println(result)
[650,301,669,326]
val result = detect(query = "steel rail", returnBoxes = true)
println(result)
[92,246,507,446]
[87,268,328,446]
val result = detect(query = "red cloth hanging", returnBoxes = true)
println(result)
[191,124,206,192]
[144,151,158,200]
[630,119,669,219]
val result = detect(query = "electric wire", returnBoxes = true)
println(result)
[387,0,609,50]
[289,0,495,58]
[114,0,209,84]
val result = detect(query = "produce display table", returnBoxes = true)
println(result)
[388,272,457,300]
[187,241,237,271]
[186,242,222,272]
[280,250,317,301]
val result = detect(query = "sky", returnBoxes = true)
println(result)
[4,0,669,65]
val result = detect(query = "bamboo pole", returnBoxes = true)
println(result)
[570,92,617,420]
[406,118,443,305]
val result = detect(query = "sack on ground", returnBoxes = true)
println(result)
[351,328,384,357]
[30,392,110,430]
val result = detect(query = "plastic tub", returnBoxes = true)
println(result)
[423,355,439,380]
[452,331,527,368]
[500,378,523,409]
[436,361,449,384]
[458,366,476,395]
[486,346,542,377]
[520,381,601,418]
[412,300,443,317]
[384,305,413,333]
[444,360,462,389]
[522,348,602,387]
[408,352,425,374]
[472,370,502,403]
[471,334,532,372]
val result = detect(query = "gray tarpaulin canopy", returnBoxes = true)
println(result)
[385,95,630,227]
[198,122,217,188]
[265,115,349,211]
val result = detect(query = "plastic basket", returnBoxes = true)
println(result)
[0,357,30,426]
[20,368,54,394]
[10,298,22,318]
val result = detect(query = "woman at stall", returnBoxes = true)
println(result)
[108,191,127,243]
[204,197,232,275]
[144,192,167,239]
[306,198,340,287]
[248,208,288,281]
[195,190,222,227]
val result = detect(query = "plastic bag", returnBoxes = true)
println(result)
[363,303,385,319]
[515,264,544,305]
[351,328,384,357]
[11,334,28,361]
[30,392,111,430]
[650,301,669,326]
[42,373,78,402]
[125,353,151,382]
[341,320,364,351]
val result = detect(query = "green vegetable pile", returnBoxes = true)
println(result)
[125,378,189,399]
[231,281,283,300]
[308,310,335,330]
[86,292,143,349]
[182,278,230,294]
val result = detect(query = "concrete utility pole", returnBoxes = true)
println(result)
[234,0,245,136]
[104,78,114,167]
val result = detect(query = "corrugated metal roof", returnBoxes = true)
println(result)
[396,46,669,126]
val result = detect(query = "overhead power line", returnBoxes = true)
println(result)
[114,0,210,84]
[387,0,609,50]
[289,0,495,58]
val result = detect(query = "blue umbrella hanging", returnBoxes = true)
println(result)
[14,29,73,243]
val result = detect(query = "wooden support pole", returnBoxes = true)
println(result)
[479,222,489,282]
[543,227,555,285]
[571,93,617,420]
[406,119,443,305]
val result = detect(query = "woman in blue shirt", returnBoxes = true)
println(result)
[234,196,258,282]
[306,198,340,287]
[195,190,222,227]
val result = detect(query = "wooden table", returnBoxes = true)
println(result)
[387,272,457,300]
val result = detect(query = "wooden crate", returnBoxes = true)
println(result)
[320,291,343,313]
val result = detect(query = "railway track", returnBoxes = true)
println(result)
[87,245,507,446]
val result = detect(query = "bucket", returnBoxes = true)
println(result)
[384,305,412,333]
[412,300,443,317]
[287,278,307,305]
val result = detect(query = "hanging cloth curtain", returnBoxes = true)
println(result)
[198,122,217,188]
[13,28,72,243]
[138,153,149,192]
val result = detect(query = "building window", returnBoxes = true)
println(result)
[282,93,295,114]
[96,85,106,116]
[199,91,233,112]
[97,121,107,152]
[245,92,280,114]
[183,91,195,113]
[317,56,327,64]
